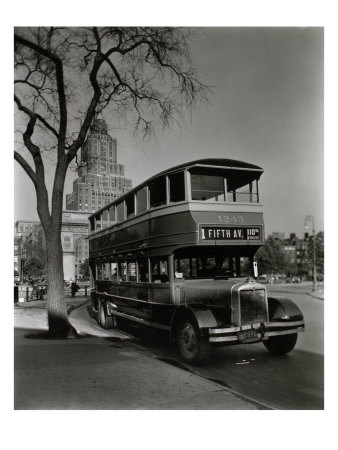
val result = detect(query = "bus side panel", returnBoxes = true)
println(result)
[95,280,171,322]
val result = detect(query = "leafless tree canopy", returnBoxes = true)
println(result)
[15,27,207,167]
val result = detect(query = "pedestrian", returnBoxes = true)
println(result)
[71,281,79,297]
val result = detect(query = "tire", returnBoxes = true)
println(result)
[263,333,298,355]
[177,318,210,365]
[98,300,114,329]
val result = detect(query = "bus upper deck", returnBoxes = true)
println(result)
[89,158,265,259]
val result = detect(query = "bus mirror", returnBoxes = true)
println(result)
[253,262,258,278]
[175,272,183,279]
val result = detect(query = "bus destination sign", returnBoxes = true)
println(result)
[201,226,261,241]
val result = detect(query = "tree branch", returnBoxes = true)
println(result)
[14,32,68,158]
[14,151,38,185]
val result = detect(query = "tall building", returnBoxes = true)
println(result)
[66,118,132,212]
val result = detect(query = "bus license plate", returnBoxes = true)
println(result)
[238,329,259,342]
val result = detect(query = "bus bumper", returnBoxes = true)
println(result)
[208,320,305,343]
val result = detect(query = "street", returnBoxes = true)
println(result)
[14,283,323,410]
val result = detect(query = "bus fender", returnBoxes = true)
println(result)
[170,305,217,342]
[267,297,303,321]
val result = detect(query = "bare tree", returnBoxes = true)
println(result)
[14,27,207,337]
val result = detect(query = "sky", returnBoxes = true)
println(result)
[14,27,324,238]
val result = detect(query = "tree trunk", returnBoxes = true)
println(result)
[46,227,73,337]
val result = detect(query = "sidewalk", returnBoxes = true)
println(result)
[14,299,260,410]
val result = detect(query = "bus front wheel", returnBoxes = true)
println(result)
[98,301,114,329]
[177,319,210,365]
[263,333,298,355]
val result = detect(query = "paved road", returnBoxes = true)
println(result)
[68,283,324,410]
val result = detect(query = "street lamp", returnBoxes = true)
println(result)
[305,215,317,292]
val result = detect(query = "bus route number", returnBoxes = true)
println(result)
[217,215,244,224]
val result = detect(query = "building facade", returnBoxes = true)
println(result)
[66,118,132,213]
[14,221,41,282]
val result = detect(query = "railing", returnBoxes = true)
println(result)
[14,284,90,302]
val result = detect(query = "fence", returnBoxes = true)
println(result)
[14,284,90,302]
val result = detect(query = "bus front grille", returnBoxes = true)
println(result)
[240,289,267,326]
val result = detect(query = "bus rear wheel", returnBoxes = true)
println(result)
[98,301,114,329]
[263,333,298,355]
[177,319,210,365]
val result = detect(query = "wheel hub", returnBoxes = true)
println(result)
[181,323,196,353]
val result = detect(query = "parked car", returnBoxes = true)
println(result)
[257,275,268,284]
[292,276,301,283]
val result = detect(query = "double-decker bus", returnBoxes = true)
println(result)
[88,158,304,364]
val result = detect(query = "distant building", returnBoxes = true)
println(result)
[66,118,132,212]
[14,221,41,281]
[268,231,311,277]
[271,232,285,241]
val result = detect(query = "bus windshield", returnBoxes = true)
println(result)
[174,251,253,279]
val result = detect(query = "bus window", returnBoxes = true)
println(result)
[149,176,166,208]
[190,172,225,201]
[138,258,149,282]
[109,205,116,224]
[95,214,102,231]
[126,194,135,218]
[136,187,148,214]
[110,262,118,280]
[116,201,125,222]
[151,257,169,283]
[229,180,259,203]
[238,257,252,276]
[118,261,127,281]
[127,261,137,281]
[169,171,185,203]
[232,184,251,203]
[103,262,110,280]
[102,209,109,229]
[89,217,95,232]
[97,263,103,280]
[175,258,191,277]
